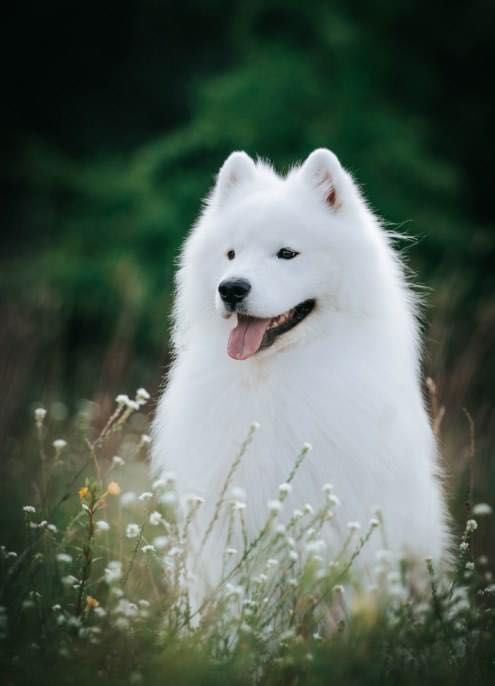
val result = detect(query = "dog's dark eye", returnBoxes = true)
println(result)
[277,248,299,260]
[227,249,235,260]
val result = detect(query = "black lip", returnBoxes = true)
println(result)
[259,299,316,350]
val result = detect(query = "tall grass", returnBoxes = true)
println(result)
[0,391,494,686]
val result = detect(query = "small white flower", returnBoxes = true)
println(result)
[116,394,130,405]
[140,434,152,445]
[303,442,312,451]
[225,547,238,557]
[329,494,341,507]
[7,551,17,559]
[279,483,292,496]
[347,521,361,532]
[104,561,122,584]
[250,421,261,430]
[138,492,153,502]
[231,486,246,500]
[333,584,345,595]
[232,500,246,511]
[152,478,167,491]
[94,606,106,618]
[303,504,314,515]
[34,408,47,424]
[266,558,279,568]
[52,604,62,612]
[136,387,150,404]
[112,456,125,467]
[268,499,282,514]
[114,616,130,630]
[53,439,67,452]
[466,519,478,533]
[47,524,57,533]
[322,483,333,494]
[466,561,475,571]
[149,511,162,526]
[293,509,303,519]
[95,520,110,532]
[23,506,36,514]
[473,503,492,516]
[185,494,205,506]
[460,541,469,551]
[275,524,286,535]
[369,517,380,528]
[141,544,155,553]
[56,553,73,564]
[126,523,140,539]
[289,550,298,562]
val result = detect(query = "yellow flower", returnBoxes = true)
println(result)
[79,486,89,499]
[86,595,99,609]
[107,481,121,496]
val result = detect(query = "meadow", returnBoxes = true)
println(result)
[0,387,494,685]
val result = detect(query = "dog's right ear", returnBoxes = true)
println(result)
[212,151,256,207]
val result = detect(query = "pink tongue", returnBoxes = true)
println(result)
[227,315,271,360]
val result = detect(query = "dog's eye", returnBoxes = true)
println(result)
[227,250,236,260]
[277,248,299,260]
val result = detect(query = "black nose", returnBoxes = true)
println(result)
[218,278,251,308]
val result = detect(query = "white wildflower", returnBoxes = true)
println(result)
[112,456,125,467]
[293,509,303,519]
[268,499,282,514]
[152,478,166,491]
[225,548,238,557]
[466,561,475,571]
[279,483,292,497]
[369,517,380,528]
[136,387,150,404]
[333,584,345,595]
[322,483,333,493]
[466,519,478,532]
[104,561,122,584]
[56,553,73,564]
[473,503,492,516]
[23,506,36,514]
[460,541,469,551]
[250,421,261,430]
[232,500,246,511]
[329,494,341,506]
[140,434,152,445]
[266,558,279,568]
[303,504,314,515]
[114,616,130,630]
[53,439,67,453]
[149,511,162,526]
[303,442,312,451]
[289,550,298,562]
[126,523,140,539]
[141,544,155,553]
[47,524,57,533]
[34,407,47,426]
[52,604,62,612]
[138,491,153,502]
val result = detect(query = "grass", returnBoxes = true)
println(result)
[0,390,494,686]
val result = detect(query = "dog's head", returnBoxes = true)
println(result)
[176,149,389,360]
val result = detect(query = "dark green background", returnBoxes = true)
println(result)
[1,1,494,522]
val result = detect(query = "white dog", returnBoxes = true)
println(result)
[152,149,450,597]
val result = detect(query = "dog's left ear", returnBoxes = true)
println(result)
[213,151,257,207]
[300,148,343,209]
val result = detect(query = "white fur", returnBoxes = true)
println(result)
[152,148,451,596]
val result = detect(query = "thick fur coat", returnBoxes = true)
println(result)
[152,149,450,596]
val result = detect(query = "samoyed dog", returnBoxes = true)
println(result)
[152,148,450,598]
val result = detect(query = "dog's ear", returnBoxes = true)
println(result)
[213,151,256,207]
[300,148,343,209]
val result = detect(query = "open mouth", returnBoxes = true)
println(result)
[227,299,315,360]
